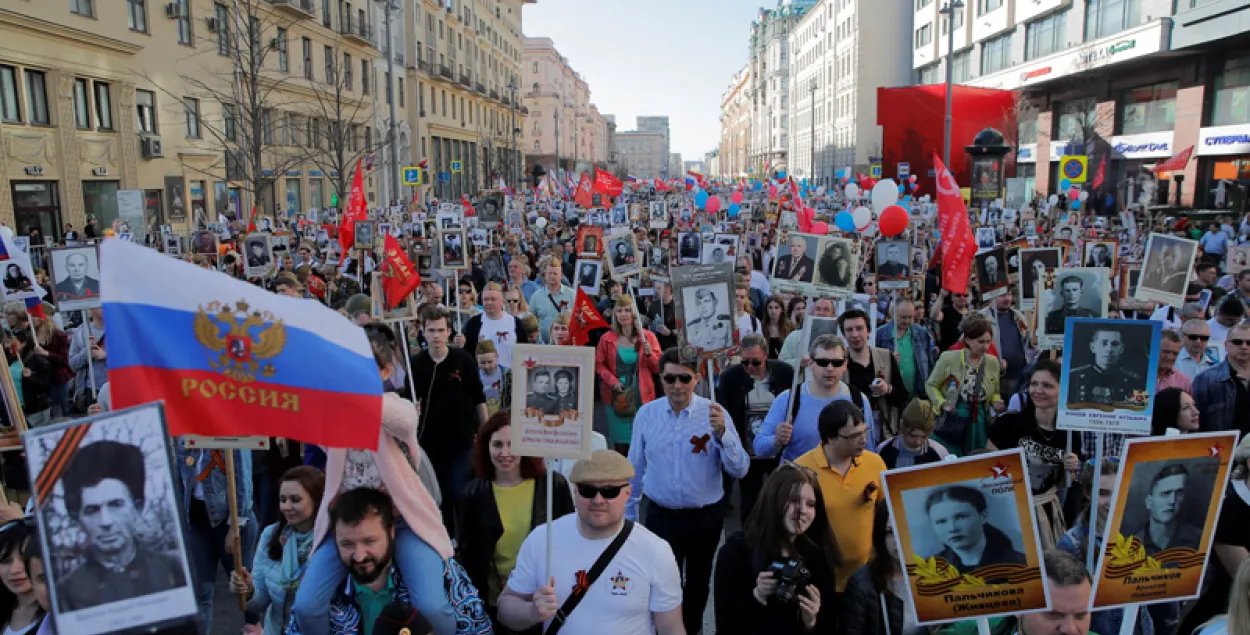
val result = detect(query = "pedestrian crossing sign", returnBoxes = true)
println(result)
[451,160,463,174]
[402,167,422,186]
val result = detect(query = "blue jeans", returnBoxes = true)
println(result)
[49,381,69,418]
[292,521,457,635]
[185,512,258,634]
[431,447,473,532]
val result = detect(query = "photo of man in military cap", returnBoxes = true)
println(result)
[682,285,733,352]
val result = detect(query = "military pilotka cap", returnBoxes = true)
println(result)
[569,450,635,484]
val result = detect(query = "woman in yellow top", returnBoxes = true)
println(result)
[925,315,1005,456]
[455,411,574,634]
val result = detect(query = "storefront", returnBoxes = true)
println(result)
[82,179,120,228]
[1110,131,1175,206]
[10,181,61,241]
[1195,123,1250,208]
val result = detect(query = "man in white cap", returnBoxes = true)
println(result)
[497,450,683,635]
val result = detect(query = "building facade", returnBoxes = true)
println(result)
[0,0,382,238]
[668,153,683,179]
[521,35,606,182]
[748,0,816,177]
[614,128,666,178]
[637,116,672,178]
[718,64,751,178]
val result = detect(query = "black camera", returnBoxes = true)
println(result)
[767,559,811,604]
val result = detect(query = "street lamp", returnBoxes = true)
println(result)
[939,0,965,168]
[375,0,401,205]
[508,77,518,191]
[809,79,817,187]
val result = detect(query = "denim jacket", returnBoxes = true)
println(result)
[874,322,937,397]
[175,446,253,528]
[1192,361,1237,433]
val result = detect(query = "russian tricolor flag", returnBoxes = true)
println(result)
[626,175,638,183]
[101,239,382,449]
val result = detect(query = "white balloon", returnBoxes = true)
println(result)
[852,206,873,231]
[1079,191,1090,201]
[816,186,826,196]
[845,183,860,199]
[1048,194,1059,205]
[993,198,1004,209]
[871,179,899,213]
[534,217,548,230]
[922,195,931,203]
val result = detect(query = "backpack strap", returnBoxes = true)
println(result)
[545,520,635,635]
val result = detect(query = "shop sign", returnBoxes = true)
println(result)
[1197,124,1250,156]
[23,166,44,176]
[1021,67,1051,82]
[1017,143,1037,164]
[1049,141,1071,161]
[1110,131,1174,159]
[1078,39,1137,66]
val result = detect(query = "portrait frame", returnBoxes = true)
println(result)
[648,201,668,229]
[49,245,102,312]
[575,225,604,258]
[881,449,1051,625]
[671,263,738,360]
[162,234,181,257]
[439,228,468,270]
[574,258,603,296]
[1057,318,1160,435]
[22,402,199,635]
[975,227,998,250]
[190,231,218,258]
[1034,267,1110,349]
[242,232,274,279]
[508,344,595,461]
[352,220,376,250]
[1083,239,1119,270]
[975,246,1009,300]
[605,231,640,279]
[770,232,821,294]
[699,242,734,266]
[1090,432,1239,611]
[713,233,741,259]
[876,240,912,289]
[1017,248,1061,312]
[812,235,858,299]
[1118,265,1142,301]
[676,230,703,264]
[1135,233,1200,308]
[1226,244,1250,276]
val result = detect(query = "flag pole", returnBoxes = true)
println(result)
[223,450,247,611]
[82,310,98,401]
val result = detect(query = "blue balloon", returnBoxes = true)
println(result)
[898,185,905,194]
[1071,200,1081,210]
[1059,178,1072,192]
[903,195,913,202]
[835,211,856,232]
[728,203,741,217]
[695,191,709,208]
[777,171,787,179]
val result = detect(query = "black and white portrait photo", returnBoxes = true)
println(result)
[1120,458,1218,556]
[525,365,580,416]
[484,251,507,283]
[0,260,33,296]
[1084,241,1117,269]
[976,227,998,250]
[470,228,489,247]
[353,220,375,249]
[162,234,181,256]
[902,481,1027,576]
[1041,269,1108,335]
[681,284,734,352]
[607,234,639,277]
[1054,225,1079,243]
[876,240,911,285]
[258,216,274,233]
[1063,320,1154,410]
[976,247,1009,299]
[576,259,602,296]
[814,237,856,292]
[1019,248,1061,304]
[51,246,101,311]
[576,226,603,258]
[650,246,670,276]
[700,243,732,265]
[441,229,467,269]
[479,194,504,225]
[244,235,273,278]
[714,234,740,259]
[612,206,628,226]
[1138,233,1199,306]
[649,202,667,227]
[24,404,197,634]
[678,231,702,264]
[773,234,816,283]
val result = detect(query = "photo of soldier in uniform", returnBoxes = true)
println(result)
[524,366,580,416]
[876,241,911,282]
[353,221,375,249]
[244,235,272,278]
[1138,233,1199,306]
[1064,320,1153,410]
[701,243,732,265]
[681,285,734,352]
[1122,458,1217,556]
[813,237,856,292]
[678,231,702,264]
[773,234,815,283]
[1043,270,1107,334]
[976,247,1009,299]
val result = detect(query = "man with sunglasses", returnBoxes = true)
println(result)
[499,450,684,635]
[626,347,747,635]
[1176,319,1217,382]
[778,297,836,372]
[1194,323,1250,437]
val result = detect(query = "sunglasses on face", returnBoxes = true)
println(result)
[662,373,694,385]
[1231,339,1250,347]
[506,298,520,304]
[742,359,765,367]
[811,357,846,368]
[576,483,626,500]
[1187,334,1210,342]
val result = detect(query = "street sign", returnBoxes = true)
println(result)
[897,162,910,178]
[1060,156,1088,183]
[450,160,463,174]
[438,171,451,183]
[402,166,422,186]
[870,164,883,179]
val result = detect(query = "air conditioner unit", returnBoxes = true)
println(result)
[204,17,220,32]
[164,2,181,18]
[141,136,164,159]
[269,37,281,50]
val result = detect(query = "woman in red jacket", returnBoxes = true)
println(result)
[595,295,661,456]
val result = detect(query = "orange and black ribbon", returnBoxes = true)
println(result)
[35,423,94,506]
[690,434,711,455]
[196,450,226,483]
[572,569,590,595]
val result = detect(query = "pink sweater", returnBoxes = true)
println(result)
[312,393,454,559]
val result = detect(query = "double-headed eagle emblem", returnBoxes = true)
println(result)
[194,300,287,382]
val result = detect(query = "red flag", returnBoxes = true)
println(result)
[306,274,327,300]
[462,195,476,217]
[338,159,367,254]
[247,205,259,233]
[593,169,623,198]
[1091,156,1106,189]
[381,234,421,309]
[569,287,608,346]
[1151,146,1194,174]
[574,173,594,209]
[933,153,977,295]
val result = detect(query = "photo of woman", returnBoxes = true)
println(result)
[922,485,1026,575]
[2,264,32,294]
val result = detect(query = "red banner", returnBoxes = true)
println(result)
[933,153,977,295]
[574,173,594,209]
[569,287,608,346]
[381,234,421,309]
[338,159,367,255]
[593,169,623,198]
[1151,146,1194,174]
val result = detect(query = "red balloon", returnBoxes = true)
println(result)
[706,196,722,213]
[879,205,909,237]
[731,191,744,204]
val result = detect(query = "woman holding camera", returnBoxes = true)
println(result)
[713,464,840,634]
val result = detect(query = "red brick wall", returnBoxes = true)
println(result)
[1174,85,1205,206]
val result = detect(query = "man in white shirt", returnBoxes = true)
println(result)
[1207,295,1246,344]
[457,283,520,369]
[1176,319,1217,381]
[498,450,684,635]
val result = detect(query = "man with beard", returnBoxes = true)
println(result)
[288,488,435,635]
[1131,464,1202,555]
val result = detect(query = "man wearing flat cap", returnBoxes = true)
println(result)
[497,450,684,635]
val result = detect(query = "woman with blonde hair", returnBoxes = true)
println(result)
[595,295,660,456]
[1196,559,1250,635]
[503,286,530,317]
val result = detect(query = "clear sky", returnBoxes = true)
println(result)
[522,0,768,163]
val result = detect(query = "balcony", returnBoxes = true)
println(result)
[418,59,431,73]
[339,21,374,46]
[438,64,453,79]
[270,0,316,19]
[489,88,499,100]
[458,73,471,87]
[474,82,486,94]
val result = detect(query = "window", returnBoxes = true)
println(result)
[361,60,370,94]
[276,28,289,72]
[951,50,972,83]
[980,33,1013,74]
[94,82,113,130]
[978,0,1002,15]
[385,72,392,104]
[302,37,313,79]
[184,97,201,138]
[913,24,931,50]
[25,70,48,125]
[73,79,91,129]
[261,109,273,145]
[1085,0,1141,42]
[1212,55,1250,126]
[325,45,334,82]
[1026,11,1066,61]
[176,0,192,45]
[940,8,964,34]
[532,61,538,73]
[322,0,331,27]
[215,4,229,55]
[136,90,156,133]
[1057,101,1097,143]
[398,78,404,106]
[343,53,352,89]
[1119,81,1177,135]
[127,0,147,32]
[71,0,94,17]
[0,66,17,123]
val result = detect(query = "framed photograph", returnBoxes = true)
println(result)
[257,216,274,233]
[1083,239,1118,269]
[23,403,198,635]
[509,344,595,460]
[1034,267,1110,349]
[1227,244,1250,276]
[576,225,604,258]
[575,258,603,296]
[1119,265,1142,300]
[649,245,671,279]
[700,242,734,265]
[1053,224,1080,243]
[771,232,819,290]
[611,205,628,226]
[439,228,468,269]
[49,246,102,312]
[813,235,858,298]
[352,220,375,249]
[1058,318,1160,435]
[677,231,702,264]
[605,232,640,278]
[483,250,507,284]
[975,227,998,250]
[478,192,505,226]
[975,246,1009,300]
[162,234,181,256]
[876,240,912,289]
[1018,248,1061,312]
[437,211,461,229]
[12,236,29,254]
[672,262,737,359]
[1091,432,1239,611]
[747,232,761,250]
[1136,233,1200,308]
[469,228,490,248]
[713,233,741,259]
[881,449,1051,625]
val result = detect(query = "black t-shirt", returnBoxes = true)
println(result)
[411,347,485,455]
[938,306,967,351]
[989,409,1080,495]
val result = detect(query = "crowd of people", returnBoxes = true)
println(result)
[1,182,1250,635]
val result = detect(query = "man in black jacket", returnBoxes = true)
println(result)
[715,333,794,524]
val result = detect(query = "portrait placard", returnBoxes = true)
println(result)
[770,232,820,292]
[575,259,602,296]
[1090,432,1239,611]
[23,402,199,635]
[672,263,737,359]
[243,233,274,278]
[1033,267,1110,349]
[439,228,468,269]
[1136,233,1199,308]
[1226,244,1250,276]
[576,225,604,258]
[975,246,1009,300]
[1057,318,1160,435]
[509,344,595,460]
[876,240,912,290]
[649,202,668,229]
[1083,239,1118,269]
[49,245,102,312]
[812,235,858,299]
[1119,266,1142,301]
[677,231,702,264]
[606,231,640,278]
[881,449,1051,625]
[1017,248,1060,312]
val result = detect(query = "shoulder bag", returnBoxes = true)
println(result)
[545,519,634,635]
[933,355,984,442]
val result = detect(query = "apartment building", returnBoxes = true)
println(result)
[719,64,751,179]
[748,0,815,177]
[0,0,382,237]
[520,35,608,182]
[614,125,666,179]
[637,116,671,178]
